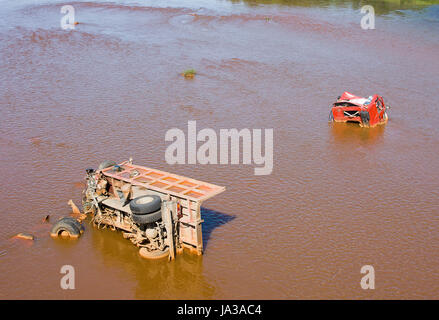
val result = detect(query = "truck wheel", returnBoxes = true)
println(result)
[139,247,169,260]
[132,209,162,225]
[98,160,117,170]
[59,217,85,233]
[50,218,81,239]
[130,195,162,214]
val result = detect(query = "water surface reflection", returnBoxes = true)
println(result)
[329,122,386,145]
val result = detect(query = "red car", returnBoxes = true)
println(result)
[329,92,389,127]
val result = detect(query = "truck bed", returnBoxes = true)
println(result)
[101,162,226,203]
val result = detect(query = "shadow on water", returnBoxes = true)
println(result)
[201,207,236,250]
[329,121,386,145]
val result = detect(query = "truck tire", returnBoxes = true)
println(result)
[98,160,117,170]
[59,217,85,233]
[50,218,81,238]
[132,209,162,225]
[139,247,169,260]
[130,195,162,214]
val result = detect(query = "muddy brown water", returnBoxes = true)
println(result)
[1,0,439,299]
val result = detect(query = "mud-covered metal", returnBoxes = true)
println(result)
[83,160,226,259]
[100,162,226,202]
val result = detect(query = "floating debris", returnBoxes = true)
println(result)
[68,199,81,215]
[13,233,35,241]
[181,69,196,79]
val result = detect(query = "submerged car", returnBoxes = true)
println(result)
[329,92,389,127]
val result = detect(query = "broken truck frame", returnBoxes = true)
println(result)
[82,159,225,259]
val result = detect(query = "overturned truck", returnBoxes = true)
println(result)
[82,159,225,260]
